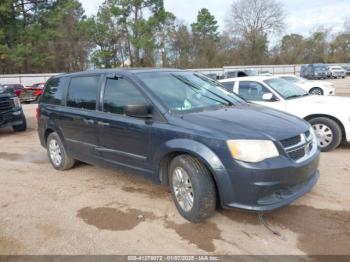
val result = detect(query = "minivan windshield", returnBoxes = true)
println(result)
[140,71,245,113]
[314,65,328,71]
[264,78,308,100]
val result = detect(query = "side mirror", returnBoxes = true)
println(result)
[262,93,275,101]
[125,102,153,119]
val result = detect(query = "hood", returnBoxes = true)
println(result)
[0,92,14,98]
[303,80,333,86]
[288,95,350,115]
[296,95,350,105]
[179,104,309,141]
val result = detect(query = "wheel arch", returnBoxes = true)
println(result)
[43,124,67,147]
[304,114,346,140]
[156,139,228,205]
[309,87,324,94]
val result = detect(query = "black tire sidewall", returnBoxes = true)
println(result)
[310,87,323,95]
[169,155,216,222]
[13,114,27,132]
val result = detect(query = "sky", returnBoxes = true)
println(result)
[81,0,350,37]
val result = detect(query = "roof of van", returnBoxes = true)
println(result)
[53,68,186,78]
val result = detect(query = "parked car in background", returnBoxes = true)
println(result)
[0,85,27,132]
[279,75,335,96]
[328,66,346,79]
[20,82,45,103]
[300,64,330,80]
[38,69,320,222]
[258,70,272,76]
[220,76,350,152]
[2,84,25,97]
[343,65,350,76]
[220,69,258,79]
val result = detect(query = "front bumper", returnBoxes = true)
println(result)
[0,109,25,128]
[217,150,320,211]
[324,87,336,96]
[331,72,346,77]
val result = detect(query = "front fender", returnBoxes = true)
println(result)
[154,138,225,171]
[154,138,235,206]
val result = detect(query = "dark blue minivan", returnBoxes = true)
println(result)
[38,69,320,222]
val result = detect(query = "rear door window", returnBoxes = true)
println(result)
[41,77,67,105]
[67,76,100,110]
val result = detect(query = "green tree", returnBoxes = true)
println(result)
[329,33,350,63]
[0,0,92,73]
[277,34,306,64]
[304,29,330,63]
[170,24,193,68]
[191,8,220,67]
[191,8,219,41]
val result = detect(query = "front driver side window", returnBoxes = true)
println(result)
[238,81,270,101]
[103,78,147,115]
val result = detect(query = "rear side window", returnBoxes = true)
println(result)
[103,78,147,115]
[67,76,100,110]
[41,77,67,105]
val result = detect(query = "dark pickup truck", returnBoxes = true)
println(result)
[0,85,27,132]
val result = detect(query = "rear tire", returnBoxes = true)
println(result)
[169,155,216,223]
[309,117,342,152]
[47,132,75,171]
[13,114,27,132]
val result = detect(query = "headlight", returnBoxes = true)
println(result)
[11,97,21,108]
[226,140,279,163]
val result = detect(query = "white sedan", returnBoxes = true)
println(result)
[279,75,335,96]
[219,76,350,152]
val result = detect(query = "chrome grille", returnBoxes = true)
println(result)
[280,131,314,162]
[0,97,12,113]
[280,135,301,148]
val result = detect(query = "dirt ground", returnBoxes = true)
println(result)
[0,79,349,255]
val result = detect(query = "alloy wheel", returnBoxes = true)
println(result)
[172,167,194,212]
[310,88,323,95]
[49,139,62,166]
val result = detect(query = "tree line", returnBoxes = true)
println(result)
[0,0,349,74]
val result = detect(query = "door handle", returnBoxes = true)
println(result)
[83,119,95,124]
[97,121,110,127]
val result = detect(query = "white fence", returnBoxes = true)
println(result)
[0,73,59,86]
[189,64,301,76]
[0,63,345,85]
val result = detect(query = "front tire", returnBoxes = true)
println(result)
[169,155,216,223]
[309,87,324,96]
[47,132,75,170]
[309,117,342,152]
[13,114,27,132]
